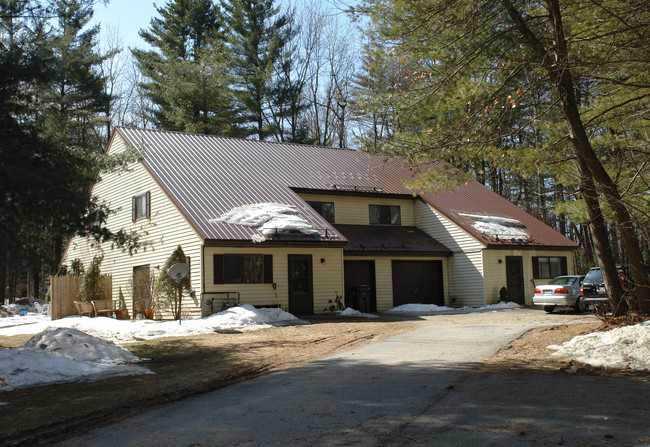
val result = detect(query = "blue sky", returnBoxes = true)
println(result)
[92,0,355,50]
[93,0,159,49]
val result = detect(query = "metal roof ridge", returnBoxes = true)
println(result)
[115,126,358,153]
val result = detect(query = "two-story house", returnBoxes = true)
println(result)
[61,128,577,317]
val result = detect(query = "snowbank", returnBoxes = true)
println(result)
[385,301,521,314]
[1,328,151,391]
[0,305,304,391]
[0,304,304,344]
[549,320,650,371]
[337,308,379,318]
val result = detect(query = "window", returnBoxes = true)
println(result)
[307,201,335,223]
[132,192,150,221]
[214,254,273,284]
[532,256,568,279]
[369,205,401,225]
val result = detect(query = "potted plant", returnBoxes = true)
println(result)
[115,287,128,319]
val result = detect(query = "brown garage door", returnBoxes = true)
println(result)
[392,260,444,307]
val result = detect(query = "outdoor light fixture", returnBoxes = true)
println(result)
[498,259,503,264]
[321,258,326,263]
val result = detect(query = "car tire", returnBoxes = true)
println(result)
[573,297,586,313]
[543,306,556,313]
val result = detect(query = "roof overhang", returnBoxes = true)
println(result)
[334,224,453,257]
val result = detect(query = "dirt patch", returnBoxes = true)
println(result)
[0,318,415,446]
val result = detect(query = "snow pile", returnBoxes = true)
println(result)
[211,203,318,237]
[386,301,520,314]
[459,213,529,240]
[1,328,151,391]
[0,305,305,344]
[337,308,379,318]
[20,328,140,364]
[549,320,650,371]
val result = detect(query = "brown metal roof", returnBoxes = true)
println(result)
[334,225,452,256]
[114,128,577,249]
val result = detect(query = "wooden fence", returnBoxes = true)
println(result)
[50,275,112,320]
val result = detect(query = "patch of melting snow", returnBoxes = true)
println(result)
[386,301,521,314]
[1,328,151,392]
[459,213,529,240]
[211,203,318,239]
[337,308,379,318]
[549,320,650,371]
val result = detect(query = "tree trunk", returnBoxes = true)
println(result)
[0,250,6,303]
[545,0,650,313]
[576,157,627,315]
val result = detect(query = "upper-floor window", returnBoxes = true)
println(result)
[369,205,401,225]
[307,201,335,223]
[132,192,150,221]
[532,256,567,279]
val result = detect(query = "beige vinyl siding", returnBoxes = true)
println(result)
[204,246,344,314]
[482,249,576,305]
[297,193,416,226]
[414,201,486,307]
[62,134,204,318]
[345,256,449,311]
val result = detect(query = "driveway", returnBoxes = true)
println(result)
[53,309,649,446]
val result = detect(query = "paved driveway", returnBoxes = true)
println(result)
[53,309,649,446]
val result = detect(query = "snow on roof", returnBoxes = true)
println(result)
[459,213,529,241]
[210,203,318,240]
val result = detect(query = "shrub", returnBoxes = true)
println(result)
[77,256,104,303]
[154,246,191,320]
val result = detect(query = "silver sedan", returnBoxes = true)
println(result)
[533,275,585,313]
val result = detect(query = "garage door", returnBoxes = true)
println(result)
[392,260,444,307]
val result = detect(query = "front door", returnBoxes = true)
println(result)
[288,255,313,315]
[506,256,525,304]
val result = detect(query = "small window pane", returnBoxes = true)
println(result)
[224,256,243,283]
[538,258,550,279]
[134,194,148,219]
[243,255,263,283]
[390,206,401,225]
[549,257,562,278]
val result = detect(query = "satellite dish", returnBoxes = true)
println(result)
[167,263,189,283]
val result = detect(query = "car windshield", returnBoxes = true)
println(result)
[547,277,576,286]
[584,269,603,284]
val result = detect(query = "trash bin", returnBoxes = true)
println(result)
[356,285,371,312]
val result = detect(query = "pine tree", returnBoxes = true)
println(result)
[220,0,297,140]
[0,0,141,301]
[133,0,241,135]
